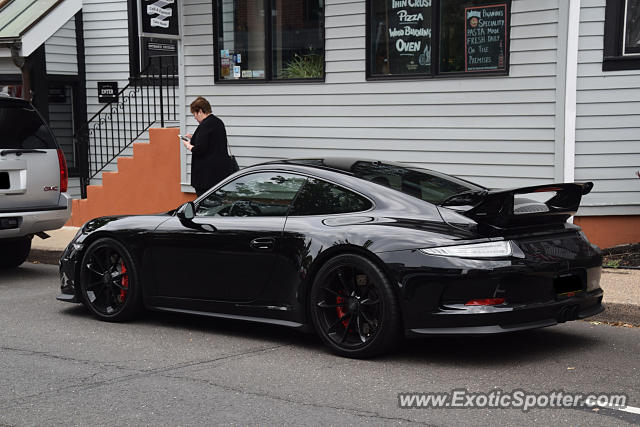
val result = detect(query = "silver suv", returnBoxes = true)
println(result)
[0,97,71,268]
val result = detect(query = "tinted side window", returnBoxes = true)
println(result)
[0,105,57,149]
[351,161,480,205]
[196,172,306,217]
[290,178,372,215]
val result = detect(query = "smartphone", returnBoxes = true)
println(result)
[178,134,190,141]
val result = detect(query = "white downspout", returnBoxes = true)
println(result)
[564,0,581,184]
[178,0,188,188]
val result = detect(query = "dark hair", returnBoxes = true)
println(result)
[190,96,211,114]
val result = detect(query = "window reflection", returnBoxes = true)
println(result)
[272,0,324,79]
[218,0,266,80]
[196,172,306,217]
[290,178,372,215]
[216,0,324,81]
[350,161,481,205]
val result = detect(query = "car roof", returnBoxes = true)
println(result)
[0,96,32,107]
[258,157,484,189]
[260,157,402,177]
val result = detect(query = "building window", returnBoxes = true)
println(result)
[624,0,640,55]
[367,0,510,79]
[604,0,640,71]
[214,0,325,82]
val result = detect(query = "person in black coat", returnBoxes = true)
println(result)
[182,97,232,196]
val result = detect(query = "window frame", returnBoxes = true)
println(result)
[365,0,512,81]
[211,0,326,84]
[603,0,640,71]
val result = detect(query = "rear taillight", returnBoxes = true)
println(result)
[57,148,68,193]
[465,298,505,306]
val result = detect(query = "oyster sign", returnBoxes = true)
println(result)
[141,0,179,37]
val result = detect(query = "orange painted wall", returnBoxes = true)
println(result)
[574,216,640,248]
[67,128,194,227]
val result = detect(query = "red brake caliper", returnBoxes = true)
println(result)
[118,262,128,302]
[335,292,349,327]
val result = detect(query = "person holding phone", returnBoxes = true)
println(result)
[181,97,232,196]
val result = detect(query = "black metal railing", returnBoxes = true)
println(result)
[75,57,178,198]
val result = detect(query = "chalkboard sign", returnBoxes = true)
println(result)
[464,4,507,72]
[383,0,432,74]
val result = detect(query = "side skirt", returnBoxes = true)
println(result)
[147,305,309,330]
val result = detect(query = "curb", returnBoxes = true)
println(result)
[26,249,639,327]
[589,303,640,327]
[27,249,62,266]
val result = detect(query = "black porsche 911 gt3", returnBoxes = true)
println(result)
[58,158,603,358]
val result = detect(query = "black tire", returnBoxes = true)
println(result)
[0,236,32,269]
[309,254,401,358]
[78,237,142,322]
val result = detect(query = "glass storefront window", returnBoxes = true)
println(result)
[272,0,324,79]
[624,0,640,55]
[217,0,266,80]
[440,0,508,73]
[0,85,23,98]
[367,0,510,79]
[216,0,324,82]
[369,0,433,77]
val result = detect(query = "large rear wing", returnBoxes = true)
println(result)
[440,182,594,229]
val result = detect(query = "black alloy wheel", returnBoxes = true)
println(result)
[310,254,401,358]
[79,238,142,322]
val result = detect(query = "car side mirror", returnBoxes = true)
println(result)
[177,202,195,221]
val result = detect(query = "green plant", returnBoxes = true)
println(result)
[281,53,323,79]
[603,259,621,268]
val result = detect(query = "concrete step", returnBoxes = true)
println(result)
[89,140,150,185]
[67,128,192,227]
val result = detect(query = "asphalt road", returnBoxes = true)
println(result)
[1,263,639,426]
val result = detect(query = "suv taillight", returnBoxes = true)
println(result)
[57,149,68,193]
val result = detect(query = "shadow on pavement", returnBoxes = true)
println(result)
[389,326,602,366]
[0,263,59,281]
[59,303,602,365]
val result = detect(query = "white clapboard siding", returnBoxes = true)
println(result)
[0,58,19,74]
[67,177,82,199]
[182,0,562,190]
[45,17,78,75]
[49,86,76,168]
[81,0,162,182]
[82,0,130,121]
[575,0,640,215]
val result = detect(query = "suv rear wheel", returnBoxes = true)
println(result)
[0,236,32,269]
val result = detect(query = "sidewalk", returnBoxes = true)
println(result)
[28,227,640,326]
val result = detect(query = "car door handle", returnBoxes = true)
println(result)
[250,237,275,251]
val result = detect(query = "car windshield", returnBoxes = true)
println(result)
[350,161,484,205]
[0,104,57,150]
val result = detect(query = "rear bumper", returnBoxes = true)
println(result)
[0,194,71,239]
[406,290,604,336]
[378,231,604,334]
